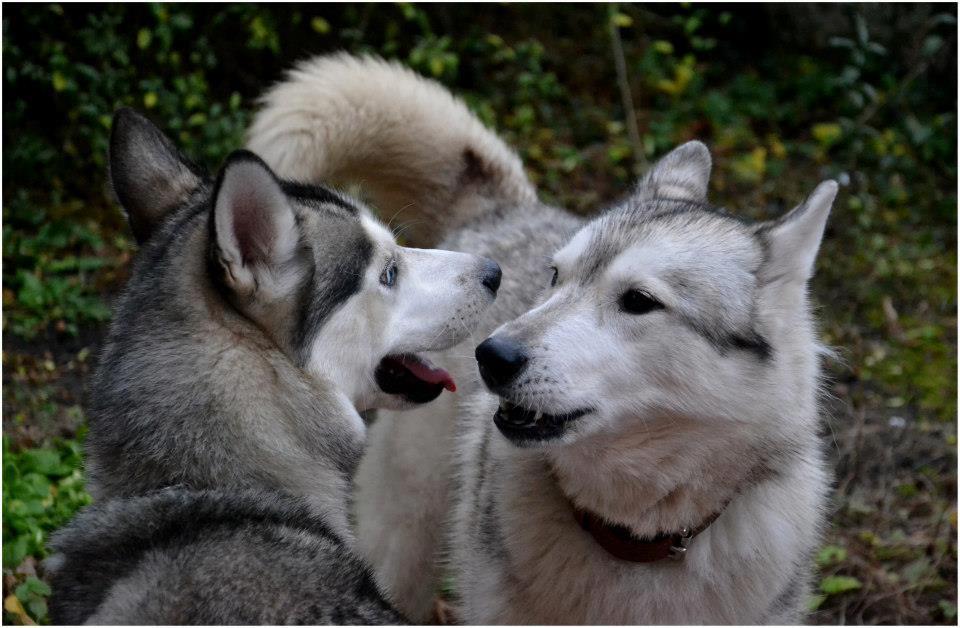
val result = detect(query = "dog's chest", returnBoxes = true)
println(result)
[455,436,794,624]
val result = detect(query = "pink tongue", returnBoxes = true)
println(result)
[398,355,456,392]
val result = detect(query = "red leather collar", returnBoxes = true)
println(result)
[573,506,721,563]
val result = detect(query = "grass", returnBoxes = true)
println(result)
[2,4,956,624]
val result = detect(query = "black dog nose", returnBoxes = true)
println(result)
[475,335,528,389]
[480,259,502,295]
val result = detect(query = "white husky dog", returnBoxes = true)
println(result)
[247,53,836,624]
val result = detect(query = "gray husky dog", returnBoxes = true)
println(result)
[248,54,837,624]
[48,107,500,623]
[84,109,500,539]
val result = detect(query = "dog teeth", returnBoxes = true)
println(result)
[496,399,551,427]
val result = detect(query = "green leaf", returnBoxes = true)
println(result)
[27,596,48,622]
[922,35,944,57]
[820,575,862,595]
[807,593,826,611]
[2,536,29,569]
[903,557,933,584]
[815,545,847,566]
[15,576,51,600]
[855,14,869,45]
[51,71,68,92]
[812,123,843,147]
[21,449,61,476]
[16,271,45,310]
[310,17,330,34]
[611,12,632,28]
[652,40,674,55]
[939,600,957,621]
[136,28,151,50]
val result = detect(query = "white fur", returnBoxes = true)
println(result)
[306,213,495,413]
[441,171,835,624]
[247,53,835,624]
[247,53,536,248]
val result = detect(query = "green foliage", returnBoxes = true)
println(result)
[2,436,90,624]
[14,577,51,624]
[2,435,91,570]
[3,191,116,339]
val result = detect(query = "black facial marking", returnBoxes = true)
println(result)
[728,331,772,361]
[198,153,375,364]
[294,230,373,365]
[280,180,359,214]
[680,315,772,362]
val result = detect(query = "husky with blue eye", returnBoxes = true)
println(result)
[83,108,500,537]
[248,54,836,624]
[48,106,501,624]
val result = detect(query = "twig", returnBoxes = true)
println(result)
[608,4,647,174]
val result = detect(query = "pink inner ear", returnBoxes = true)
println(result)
[232,194,275,264]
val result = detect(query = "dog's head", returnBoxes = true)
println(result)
[110,108,499,411]
[476,141,837,447]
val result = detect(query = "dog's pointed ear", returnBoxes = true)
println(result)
[109,108,203,244]
[211,151,299,297]
[757,180,838,284]
[636,141,712,202]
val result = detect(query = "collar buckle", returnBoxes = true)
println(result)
[668,526,692,561]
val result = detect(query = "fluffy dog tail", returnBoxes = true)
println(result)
[246,53,537,247]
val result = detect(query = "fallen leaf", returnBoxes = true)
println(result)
[4,594,36,625]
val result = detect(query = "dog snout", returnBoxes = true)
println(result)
[479,259,502,295]
[475,335,528,389]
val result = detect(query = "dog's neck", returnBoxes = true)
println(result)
[175,247,366,534]
[546,415,784,542]
[201,304,366,536]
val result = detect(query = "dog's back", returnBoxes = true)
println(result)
[48,488,405,624]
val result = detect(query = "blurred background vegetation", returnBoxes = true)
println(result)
[2,3,956,624]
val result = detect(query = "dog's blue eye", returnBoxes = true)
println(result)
[550,266,558,287]
[620,289,663,315]
[380,261,398,287]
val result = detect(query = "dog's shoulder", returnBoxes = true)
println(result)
[47,488,364,624]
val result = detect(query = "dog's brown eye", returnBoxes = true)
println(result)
[550,266,558,287]
[620,289,663,315]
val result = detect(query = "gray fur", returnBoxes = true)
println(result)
[53,106,501,624]
[88,113,374,537]
[48,489,405,625]
[109,108,205,244]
